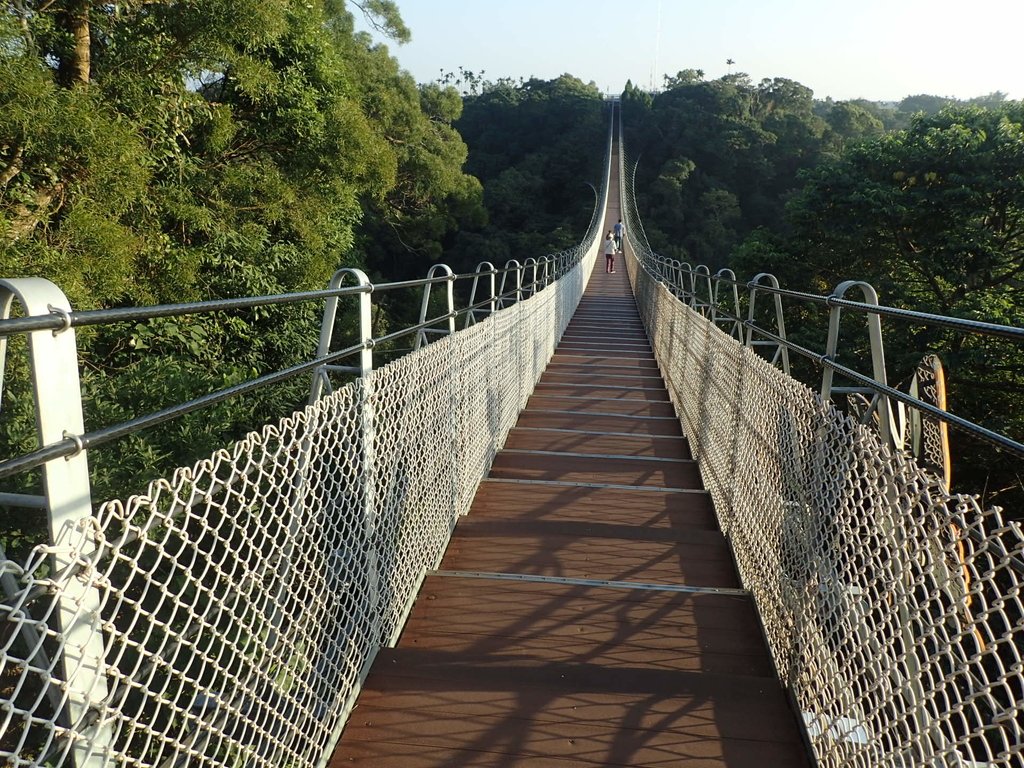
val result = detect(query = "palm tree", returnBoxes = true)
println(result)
[726,58,735,74]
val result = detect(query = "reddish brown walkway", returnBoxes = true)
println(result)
[328,260,812,766]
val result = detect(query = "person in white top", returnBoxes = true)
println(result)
[603,231,616,273]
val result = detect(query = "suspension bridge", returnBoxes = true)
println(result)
[1,103,1022,768]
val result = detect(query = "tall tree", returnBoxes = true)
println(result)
[823,101,885,151]
[758,105,1024,510]
[0,0,482,508]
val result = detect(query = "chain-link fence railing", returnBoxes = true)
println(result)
[0,90,616,764]
[0,240,598,768]
[622,163,1023,767]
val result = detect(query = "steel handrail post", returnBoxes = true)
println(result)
[273,276,381,696]
[464,261,496,328]
[694,265,712,316]
[669,260,681,299]
[524,258,539,297]
[309,268,372,403]
[488,264,498,314]
[499,260,522,306]
[708,268,720,326]
[822,280,893,448]
[446,270,456,334]
[746,273,791,374]
[714,268,744,340]
[828,279,934,759]
[677,262,694,305]
[414,264,455,350]
[0,278,110,768]
[496,262,510,310]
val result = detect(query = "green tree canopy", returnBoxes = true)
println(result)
[445,74,606,274]
[0,0,482,507]
[743,105,1024,510]
[623,72,828,268]
[787,105,1024,317]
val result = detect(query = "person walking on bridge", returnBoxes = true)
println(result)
[604,231,617,273]
[613,219,624,252]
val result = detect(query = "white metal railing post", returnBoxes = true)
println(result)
[822,280,894,448]
[664,260,676,298]
[489,265,497,315]
[498,260,522,309]
[414,264,455,351]
[446,269,457,333]
[745,273,791,374]
[523,258,538,297]
[678,262,694,305]
[694,265,713,316]
[708,268,721,327]
[489,270,500,454]
[306,267,379,652]
[0,278,110,768]
[497,263,508,309]
[348,272,379,648]
[823,280,934,758]
[464,261,497,328]
[309,268,373,403]
[713,269,743,340]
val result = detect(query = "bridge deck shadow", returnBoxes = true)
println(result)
[328,265,811,767]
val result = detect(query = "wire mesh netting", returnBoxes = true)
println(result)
[626,243,1024,768]
[0,242,595,767]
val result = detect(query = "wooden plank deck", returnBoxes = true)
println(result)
[329,279,811,768]
[329,158,811,767]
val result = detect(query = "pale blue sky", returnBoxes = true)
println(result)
[362,0,1023,101]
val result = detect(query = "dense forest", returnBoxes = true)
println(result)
[0,0,1020,549]
[371,71,605,328]
[623,71,1023,512]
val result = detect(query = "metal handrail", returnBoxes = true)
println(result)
[620,145,1023,461]
[0,285,371,336]
[659,263,1024,343]
[0,337,362,479]
[638,252,1024,456]
[0,261,565,338]
[747,324,1024,459]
